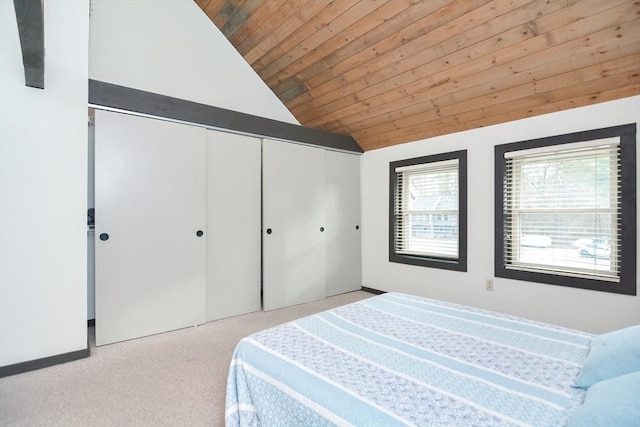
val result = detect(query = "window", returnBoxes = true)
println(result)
[495,124,636,295]
[390,150,467,271]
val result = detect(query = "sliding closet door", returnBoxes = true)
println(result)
[326,151,362,296]
[263,139,326,311]
[95,110,206,346]
[206,130,261,321]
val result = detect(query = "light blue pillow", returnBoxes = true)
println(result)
[574,324,640,389]
[568,371,640,427]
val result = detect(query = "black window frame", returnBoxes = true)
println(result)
[494,124,636,295]
[389,150,467,272]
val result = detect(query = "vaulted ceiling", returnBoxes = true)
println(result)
[196,0,640,151]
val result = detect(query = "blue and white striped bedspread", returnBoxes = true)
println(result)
[225,292,592,426]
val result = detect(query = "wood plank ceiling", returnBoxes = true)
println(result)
[196,0,640,151]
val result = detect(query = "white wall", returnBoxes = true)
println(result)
[0,1,89,366]
[88,0,299,125]
[361,96,640,334]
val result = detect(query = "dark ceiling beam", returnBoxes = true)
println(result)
[89,80,363,153]
[13,0,45,89]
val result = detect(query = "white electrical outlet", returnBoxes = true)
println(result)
[486,279,494,291]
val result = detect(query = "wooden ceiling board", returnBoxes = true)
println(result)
[355,66,640,148]
[234,1,308,56]
[269,1,451,98]
[198,0,640,151]
[243,0,320,63]
[354,56,637,140]
[348,51,640,142]
[283,0,492,111]
[296,0,559,126]
[257,0,404,83]
[251,0,361,75]
[226,1,288,47]
[295,0,603,125]
[324,8,640,135]
[210,0,247,29]
[218,0,265,41]
[195,0,212,13]
[384,72,638,149]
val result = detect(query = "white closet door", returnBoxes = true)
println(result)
[326,151,362,296]
[95,110,206,346]
[263,139,326,311]
[206,130,261,321]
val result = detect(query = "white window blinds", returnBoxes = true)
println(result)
[503,138,621,281]
[394,159,459,259]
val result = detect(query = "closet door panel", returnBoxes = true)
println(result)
[206,130,261,321]
[95,110,206,346]
[263,139,326,311]
[326,151,362,296]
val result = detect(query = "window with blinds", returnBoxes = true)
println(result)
[390,151,467,271]
[495,124,636,295]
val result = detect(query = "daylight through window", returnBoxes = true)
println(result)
[503,139,620,281]
[390,151,467,271]
[495,124,636,295]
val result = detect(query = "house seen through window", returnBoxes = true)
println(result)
[390,150,467,271]
[495,124,636,295]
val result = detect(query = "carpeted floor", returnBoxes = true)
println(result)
[0,291,372,427]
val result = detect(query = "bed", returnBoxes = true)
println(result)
[225,292,637,426]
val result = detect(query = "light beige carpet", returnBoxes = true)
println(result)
[0,291,372,427]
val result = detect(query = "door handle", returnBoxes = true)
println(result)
[196,230,204,237]
[99,233,109,241]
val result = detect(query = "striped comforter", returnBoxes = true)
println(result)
[225,293,592,426]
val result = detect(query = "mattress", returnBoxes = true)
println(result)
[225,292,592,426]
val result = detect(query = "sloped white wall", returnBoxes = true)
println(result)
[0,1,89,366]
[361,96,640,334]
[89,0,299,125]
